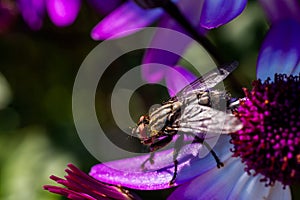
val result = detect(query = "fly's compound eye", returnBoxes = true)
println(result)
[135,115,150,140]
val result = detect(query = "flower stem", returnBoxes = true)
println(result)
[162,1,224,65]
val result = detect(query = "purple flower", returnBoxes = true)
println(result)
[89,136,291,199]
[44,137,292,199]
[44,1,299,199]
[45,27,299,197]
[231,1,300,185]
[44,164,141,200]
[86,71,294,199]
[17,0,81,30]
[232,73,300,188]
[45,75,298,198]
[85,2,300,196]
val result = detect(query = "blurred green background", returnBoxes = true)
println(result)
[0,1,299,199]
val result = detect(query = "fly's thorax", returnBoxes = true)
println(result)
[172,101,182,110]
[187,89,227,109]
[149,103,173,118]
[181,90,210,106]
[148,101,182,137]
[209,90,228,110]
[149,107,171,137]
[197,91,210,105]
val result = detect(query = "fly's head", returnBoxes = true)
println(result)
[132,115,151,142]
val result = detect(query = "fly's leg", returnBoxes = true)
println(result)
[141,152,155,170]
[169,160,178,185]
[192,136,224,168]
[141,135,173,171]
[202,141,224,168]
[169,134,184,185]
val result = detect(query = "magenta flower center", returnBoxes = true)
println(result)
[231,73,300,187]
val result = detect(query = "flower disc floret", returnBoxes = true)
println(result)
[231,73,300,187]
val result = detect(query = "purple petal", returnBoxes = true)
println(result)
[141,0,205,83]
[200,0,247,29]
[90,136,232,190]
[168,157,245,200]
[257,20,300,80]
[228,174,291,199]
[229,174,270,199]
[267,183,291,200]
[259,0,300,23]
[176,0,207,33]
[87,0,122,15]
[165,66,197,96]
[170,158,291,200]
[91,1,162,40]
[141,15,183,83]
[173,136,233,184]
[141,63,166,83]
[17,0,45,30]
[46,0,80,27]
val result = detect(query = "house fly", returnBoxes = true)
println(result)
[132,62,243,184]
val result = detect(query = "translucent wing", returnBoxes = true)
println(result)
[174,103,242,135]
[154,61,241,136]
[175,61,238,101]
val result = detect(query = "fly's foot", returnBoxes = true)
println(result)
[202,141,224,169]
[216,160,224,168]
[141,153,155,171]
[169,160,179,186]
[210,148,224,168]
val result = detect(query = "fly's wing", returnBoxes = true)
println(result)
[157,62,240,136]
[173,88,242,136]
[174,61,238,102]
[174,103,242,135]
